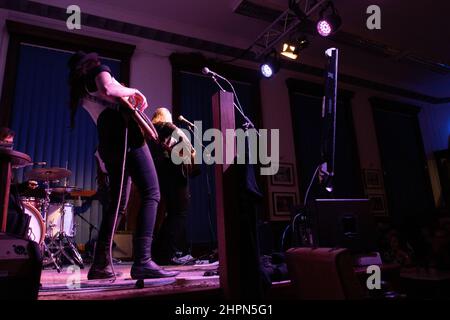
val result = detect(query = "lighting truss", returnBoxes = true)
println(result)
[249,0,328,60]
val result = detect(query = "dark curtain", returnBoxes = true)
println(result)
[287,80,363,201]
[178,71,256,245]
[371,98,436,266]
[371,98,435,224]
[9,44,121,244]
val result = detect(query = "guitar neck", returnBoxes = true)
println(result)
[120,97,159,142]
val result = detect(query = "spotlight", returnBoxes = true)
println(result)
[260,50,280,78]
[317,2,342,37]
[280,37,309,60]
[281,43,298,60]
[260,63,274,78]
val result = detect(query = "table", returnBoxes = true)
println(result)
[0,147,32,232]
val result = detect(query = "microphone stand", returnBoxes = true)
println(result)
[209,74,260,136]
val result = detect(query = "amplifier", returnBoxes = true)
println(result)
[113,232,133,260]
[0,233,42,300]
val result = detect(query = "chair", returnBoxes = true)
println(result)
[285,247,367,300]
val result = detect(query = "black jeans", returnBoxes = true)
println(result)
[151,158,190,262]
[96,109,160,244]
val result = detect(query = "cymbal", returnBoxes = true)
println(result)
[25,167,71,181]
[50,186,81,193]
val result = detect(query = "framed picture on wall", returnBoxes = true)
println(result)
[272,192,298,217]
[271,163,295,186]
[367,192,388,216]
[362,169,382,189]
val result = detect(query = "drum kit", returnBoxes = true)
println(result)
[21,167,85,272]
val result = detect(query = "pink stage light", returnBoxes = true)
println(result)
[317,20,332,37]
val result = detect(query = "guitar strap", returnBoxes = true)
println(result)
[84,93,121,111]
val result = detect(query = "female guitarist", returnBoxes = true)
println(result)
[68,51,178,280]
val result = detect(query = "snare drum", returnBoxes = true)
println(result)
[22,201,46,244]
[46,203,75,237]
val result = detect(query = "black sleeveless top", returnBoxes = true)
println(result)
[85,65,112,93]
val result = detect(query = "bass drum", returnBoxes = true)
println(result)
[22,202,46,245]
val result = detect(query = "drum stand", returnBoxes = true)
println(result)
[41,180,61,272]
[43,184,84,270]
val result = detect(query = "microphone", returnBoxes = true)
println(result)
[202,67,222,78]
[178,115,196,128]
[202,67,213,76]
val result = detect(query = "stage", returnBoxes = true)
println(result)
[38,262,220,300]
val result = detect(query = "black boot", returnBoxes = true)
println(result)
[130,236,180,279]
[87,241,115,280]
[87,213,123,280]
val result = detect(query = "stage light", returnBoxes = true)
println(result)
[317,20,332,37]
[280,37,309,60]
[317,2,342,37]
[260,50,280,78]
[260,63,274,78]
[281,43,298,60]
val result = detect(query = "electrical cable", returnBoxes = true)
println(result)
[292,164,320,233]
[280,164,320,250]
[107,123,128,282]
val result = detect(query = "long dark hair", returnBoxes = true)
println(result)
[68,54,100,128]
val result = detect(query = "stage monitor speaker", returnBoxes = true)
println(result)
[0,233,42,300]
[312,199,378,254]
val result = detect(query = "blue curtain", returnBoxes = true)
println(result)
[10,44,120,245]
[179,71,255,244]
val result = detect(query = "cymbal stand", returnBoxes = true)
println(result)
[41,179,61,272]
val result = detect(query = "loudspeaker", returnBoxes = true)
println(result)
[0,233,42,300]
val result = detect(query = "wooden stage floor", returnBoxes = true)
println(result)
[38,262,220,300]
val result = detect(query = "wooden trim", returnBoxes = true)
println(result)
[6,21,135,57]
[0,21,135,127]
